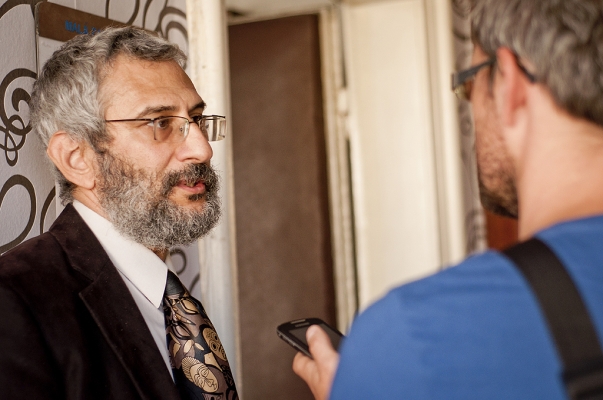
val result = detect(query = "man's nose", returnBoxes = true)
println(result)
[175,122,214,163]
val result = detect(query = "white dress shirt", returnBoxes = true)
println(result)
[72,201,172,375]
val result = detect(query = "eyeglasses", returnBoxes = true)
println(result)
[104,115,226,143]
[451,54,537,101]
[451,58,496,101]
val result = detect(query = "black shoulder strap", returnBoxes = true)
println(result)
[503,238,603,400]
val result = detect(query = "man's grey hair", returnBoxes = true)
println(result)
[29,26,186,204]
[471,0,603,127]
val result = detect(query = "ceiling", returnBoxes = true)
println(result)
[225,0,334,18]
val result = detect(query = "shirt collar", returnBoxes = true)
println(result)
[72,200,168,308]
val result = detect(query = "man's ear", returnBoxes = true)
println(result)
[46,132,96,190]
[494,47,529,129]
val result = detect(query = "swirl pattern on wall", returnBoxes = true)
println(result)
[451,0,487,253]
[105,0,140,25]
[0,68,36,166]
[170,248,188,274]
[103,0,188,40]
[155,6,187,40]
[0,175,36,254]
[0,0,42,20]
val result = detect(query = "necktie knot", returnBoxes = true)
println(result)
[165,270,186,297]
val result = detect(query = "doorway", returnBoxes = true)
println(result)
[229,14,337,399]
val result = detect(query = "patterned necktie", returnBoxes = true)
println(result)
[163,270,239,400]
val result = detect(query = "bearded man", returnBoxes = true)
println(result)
[293,0,603,399]
[0,26,238,400]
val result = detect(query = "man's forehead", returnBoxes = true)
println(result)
[100,55,204,118]
[133,101,207,119]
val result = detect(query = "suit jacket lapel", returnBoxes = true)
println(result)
[50,205,180,400]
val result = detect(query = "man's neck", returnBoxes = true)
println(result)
[73,189,108,220]
[516,114,603,239]
[153,249,168,261]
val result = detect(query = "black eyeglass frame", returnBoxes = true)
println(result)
[104,114,226,142]
[451,58,496,100]
[451,54,537,101]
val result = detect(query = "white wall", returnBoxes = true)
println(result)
[343,0,463,308]
[226,0,331,16]
[185,0,240,382]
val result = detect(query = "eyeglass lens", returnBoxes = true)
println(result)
[200,116,227,142]
[455,79,474,101]
[153,116,226,143]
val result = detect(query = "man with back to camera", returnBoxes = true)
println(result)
[0,26,239,399]
[293,0,603,398]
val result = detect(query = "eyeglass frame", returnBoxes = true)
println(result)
[104,114,226,142]
[451,53,537,101]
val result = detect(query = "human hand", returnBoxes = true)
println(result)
[292,325,340,400]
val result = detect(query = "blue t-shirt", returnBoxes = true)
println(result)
[330,215,603,399]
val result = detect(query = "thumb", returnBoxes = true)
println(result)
[307,325,336,360]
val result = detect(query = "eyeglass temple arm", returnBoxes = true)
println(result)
[451,58,496,90]
[513,54,537,83]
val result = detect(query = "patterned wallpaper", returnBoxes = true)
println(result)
[451,0,487,254]
[0,0,203,294]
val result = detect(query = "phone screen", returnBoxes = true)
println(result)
[288,323,343,351]
[277,318,345,358]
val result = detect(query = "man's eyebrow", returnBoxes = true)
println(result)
[189,101,207,114]
[134,101,206,119]
[135,105,177,119]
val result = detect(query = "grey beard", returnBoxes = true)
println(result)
[96,152,221,251]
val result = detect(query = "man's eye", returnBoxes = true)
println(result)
[156,118,172,129]
[191,115,204,124]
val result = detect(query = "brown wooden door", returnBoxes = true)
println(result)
[229,14,336,400]
[485,210,518,250]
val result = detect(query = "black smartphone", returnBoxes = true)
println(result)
[276,318,344,358]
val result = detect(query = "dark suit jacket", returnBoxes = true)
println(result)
[0,204,181,399]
